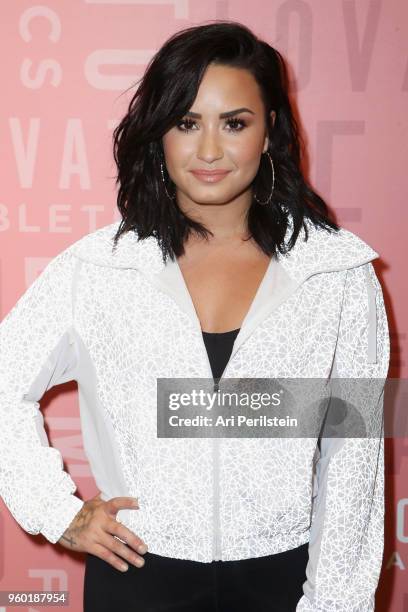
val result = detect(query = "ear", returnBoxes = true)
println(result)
[263,110,276,153]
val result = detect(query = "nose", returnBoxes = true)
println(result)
[196,130,223,163]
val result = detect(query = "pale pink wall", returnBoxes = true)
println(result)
[0,2,406,609]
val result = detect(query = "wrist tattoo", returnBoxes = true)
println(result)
[61,533,77,547]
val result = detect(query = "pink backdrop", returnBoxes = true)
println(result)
[0,1,406,610]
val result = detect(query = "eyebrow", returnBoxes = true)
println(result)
[184,108,255,119]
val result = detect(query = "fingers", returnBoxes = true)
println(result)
[98,529,147,571]
[107,497,139,512]
[91,542,134,573]
[110,521,148,555]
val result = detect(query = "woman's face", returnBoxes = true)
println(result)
[162,63,276,207]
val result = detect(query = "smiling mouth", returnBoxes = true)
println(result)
[190,170,231,182]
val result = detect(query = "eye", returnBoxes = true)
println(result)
[176,118,196,132]
[176,117,247,133]
[225,118,247,131]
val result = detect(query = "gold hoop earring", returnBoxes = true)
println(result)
[254,151,275,206]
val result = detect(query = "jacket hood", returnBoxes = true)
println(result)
[70,216,380,281]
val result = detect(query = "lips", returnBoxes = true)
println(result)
[190,169,231,183]
[191,170,230,176]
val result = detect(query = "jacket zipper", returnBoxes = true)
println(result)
[199,329,240,561]
[198,331,222,560]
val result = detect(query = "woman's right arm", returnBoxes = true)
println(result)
[0,246,147,571]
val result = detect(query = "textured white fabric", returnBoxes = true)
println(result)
[0,216,389,610]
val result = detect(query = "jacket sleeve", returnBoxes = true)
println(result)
[296,262,390,612]
[0,246,85,544]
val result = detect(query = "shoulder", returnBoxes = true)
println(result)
[302,218,379,263]
[278,217,380,281]
[67,221,122,255]
[38,222,122,273]
[60,221,163,271]
[62,221,135,265]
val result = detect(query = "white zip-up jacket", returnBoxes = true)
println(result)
[0,216,390,611]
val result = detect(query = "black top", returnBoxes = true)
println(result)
[202,328,240,381]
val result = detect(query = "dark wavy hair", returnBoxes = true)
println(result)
[112,20,339,261]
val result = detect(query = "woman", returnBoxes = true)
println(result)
[0,21,389,612]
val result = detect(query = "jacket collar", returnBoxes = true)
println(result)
[72,216,379,282]
[71,217,379,367]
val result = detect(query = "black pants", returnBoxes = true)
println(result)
[83,542,309,612]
